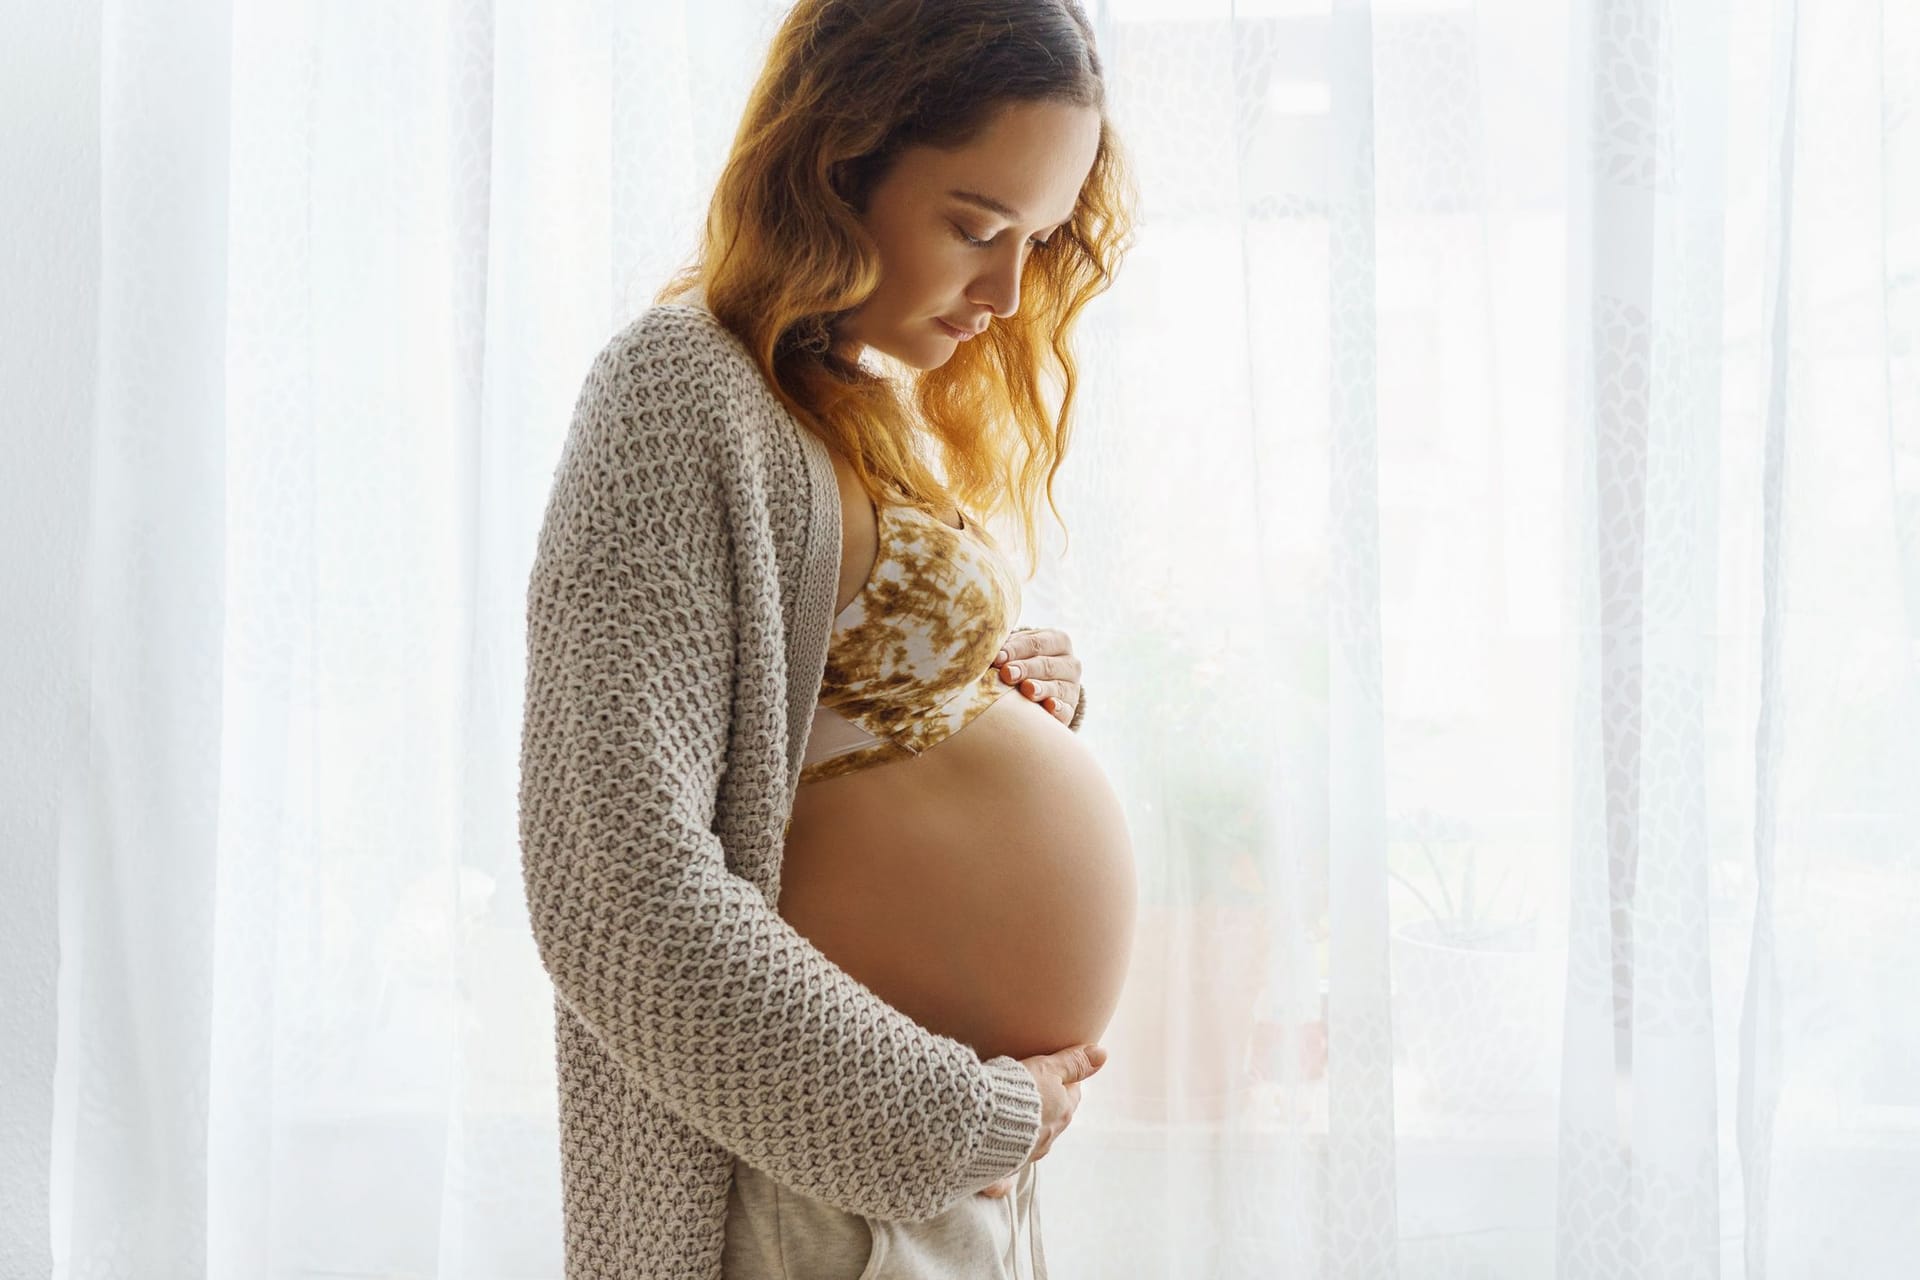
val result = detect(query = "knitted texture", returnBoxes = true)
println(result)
[519,303,1092,1278]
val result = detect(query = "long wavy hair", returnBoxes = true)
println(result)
[655,0,1139,580]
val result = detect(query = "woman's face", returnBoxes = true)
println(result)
[836,99,1103,369]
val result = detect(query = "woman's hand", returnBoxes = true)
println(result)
[992,627,1081,727]
[977,1171,1020,1199]
[978,1042,1108,1198]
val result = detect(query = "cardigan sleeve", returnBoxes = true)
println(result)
[518,315,1043,1224]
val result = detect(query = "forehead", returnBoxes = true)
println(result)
[903,101,1101,221]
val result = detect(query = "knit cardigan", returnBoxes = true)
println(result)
[518,301,1090,1279]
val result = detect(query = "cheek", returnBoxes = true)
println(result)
[886,220,953,277]
[874,251,951,321]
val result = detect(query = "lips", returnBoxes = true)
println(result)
[937,317,984,339]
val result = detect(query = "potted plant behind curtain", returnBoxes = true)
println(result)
[1100,617,1277,1126]
[1387,806,1555,1111]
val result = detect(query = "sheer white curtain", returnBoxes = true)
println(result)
[10,0,1917,1275]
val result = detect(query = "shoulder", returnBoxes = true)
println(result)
[562,303,780,470]
[588,303,768,411]
[568,302,829,508]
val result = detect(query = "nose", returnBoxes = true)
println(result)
[968,246,1028,321]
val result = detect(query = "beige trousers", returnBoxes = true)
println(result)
[720,1155,1046,1279]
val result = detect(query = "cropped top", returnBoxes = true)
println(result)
[797,497,1023,783]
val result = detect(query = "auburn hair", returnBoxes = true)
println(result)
[655,0,1139,580]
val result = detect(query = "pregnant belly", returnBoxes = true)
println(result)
[779,686,1137,1064]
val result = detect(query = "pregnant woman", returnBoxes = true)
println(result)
[517,2,1140,1277]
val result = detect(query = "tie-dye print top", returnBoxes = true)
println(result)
[798,499,1023,784]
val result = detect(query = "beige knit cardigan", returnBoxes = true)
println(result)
[518,302,1090,1278]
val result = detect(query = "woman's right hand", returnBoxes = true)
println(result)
[978,1043,1108,1199]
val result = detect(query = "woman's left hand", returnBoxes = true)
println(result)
[978,1168,1021,1199]
[992,627,1081,727]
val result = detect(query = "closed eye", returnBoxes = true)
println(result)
[951,223,1053,251]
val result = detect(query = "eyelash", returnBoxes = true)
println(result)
[952,224,1053,251]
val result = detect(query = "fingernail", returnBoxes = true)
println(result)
[1007,664,1021,680]
[994,649,1008,665]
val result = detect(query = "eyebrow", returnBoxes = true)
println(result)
[947,188,1071,228]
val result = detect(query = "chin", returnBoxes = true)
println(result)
[840,321,955,372]
[880,338,952,372]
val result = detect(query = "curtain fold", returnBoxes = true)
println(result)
[11,0,1916,1276]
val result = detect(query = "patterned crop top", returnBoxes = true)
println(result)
[798,498,1023,784]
